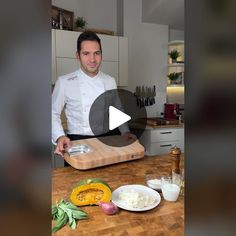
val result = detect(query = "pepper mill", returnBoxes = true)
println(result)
[170,146,181,174]
[170,146,181,185]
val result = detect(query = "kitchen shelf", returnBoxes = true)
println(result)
[168,40,184,46]
[167,40,184,88]
[168,63,184,67]
[167,84,184,88]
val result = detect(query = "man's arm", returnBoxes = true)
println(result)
[52,79,72,155]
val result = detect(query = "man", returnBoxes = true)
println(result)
[52,31,135,156]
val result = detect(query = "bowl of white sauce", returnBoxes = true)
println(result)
[146,175,162,190]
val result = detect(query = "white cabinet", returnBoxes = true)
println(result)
[55,30,118,61]
[167,40,184,87]
[55,30,78,58]
[139,127,184,156]
[56,58,79,77]
[99,34,118,61]
[52,30,57,84]
[118,37,128,86]
[52,29,128,86]
[56,58,119,84]
[100,61,119,84]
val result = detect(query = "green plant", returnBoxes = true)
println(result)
[52,199,88,233]
[168,49,181,60]
[75,16,87,29]
[167,72,179,81]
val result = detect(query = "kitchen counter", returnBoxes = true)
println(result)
[130,120,184,130]
[145,123,184,129]
[52,154,184,235]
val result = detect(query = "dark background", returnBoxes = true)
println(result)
[0,0,236,235]
[185,0,236,235]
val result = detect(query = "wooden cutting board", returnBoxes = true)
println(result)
[63,135,145,170]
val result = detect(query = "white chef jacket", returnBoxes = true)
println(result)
[52,69,129,144]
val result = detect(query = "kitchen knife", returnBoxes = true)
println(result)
[153,85,156,104]
[135,86,139,107]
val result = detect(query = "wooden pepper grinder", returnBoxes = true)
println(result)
[170,146,181,185]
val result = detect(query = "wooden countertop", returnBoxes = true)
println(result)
[145,123,184,129]
[52,154,184,235]
[129,121,184,130]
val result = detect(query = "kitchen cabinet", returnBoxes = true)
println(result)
[56,58,119,83]
[118,37,128,86]
[51,30,56,84]
[55,29,118,60]
[167,40,184,87]
[139,126,184,156]
[51,29,128,86]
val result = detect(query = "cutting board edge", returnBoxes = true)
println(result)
[64,151,145,170]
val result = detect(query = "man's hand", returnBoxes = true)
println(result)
[122,132,137,141]
[54,136,72,156]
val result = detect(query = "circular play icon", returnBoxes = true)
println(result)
[89,89,147,147]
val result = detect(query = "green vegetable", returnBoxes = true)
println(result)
[51,199,88,233]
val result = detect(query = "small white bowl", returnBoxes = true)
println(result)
[146,178,161,190]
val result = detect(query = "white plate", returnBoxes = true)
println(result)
[112,184,161,211]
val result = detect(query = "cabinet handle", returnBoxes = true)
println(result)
[160,131,172,134]
[160,144,172,147]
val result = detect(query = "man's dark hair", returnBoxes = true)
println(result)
[77,31,102,53]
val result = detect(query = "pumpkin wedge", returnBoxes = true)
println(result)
[70,178,112,206]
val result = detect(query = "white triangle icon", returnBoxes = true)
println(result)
[109,106,131,131]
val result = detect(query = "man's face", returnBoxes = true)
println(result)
[76,40,102,77]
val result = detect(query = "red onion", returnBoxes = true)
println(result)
[99,201,118,215]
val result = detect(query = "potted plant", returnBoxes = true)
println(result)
[167,72,179,84]
[75,16,87,31]
[168,49,181,63]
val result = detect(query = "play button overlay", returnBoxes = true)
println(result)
[109,106,131,131]
[89,89,147,147]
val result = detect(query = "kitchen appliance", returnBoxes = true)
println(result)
[164,103,180,120]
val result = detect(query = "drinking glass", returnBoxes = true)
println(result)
[161,176,180,202]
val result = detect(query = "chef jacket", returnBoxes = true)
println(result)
[52,69,129,144]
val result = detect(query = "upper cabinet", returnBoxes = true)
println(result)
[118,37,128,86]
[167,40,184,87]
[51,30,56,84]
[55,30,78,59]
[52,29,128,86]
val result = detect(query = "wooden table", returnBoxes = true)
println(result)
[52,154,184,235]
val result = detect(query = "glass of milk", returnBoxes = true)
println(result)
[161,176,180,202]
